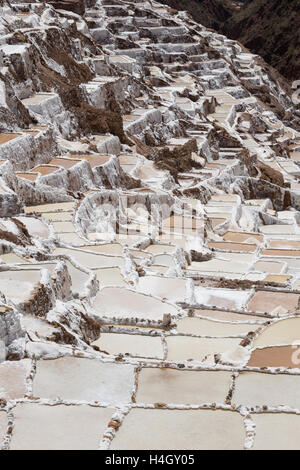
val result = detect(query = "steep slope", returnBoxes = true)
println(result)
[159,0,299,82]
[223,0,300,82]
[157,0,236,30]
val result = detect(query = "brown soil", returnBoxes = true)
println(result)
[0,218,32,246]
[256,162,285,188]
[154,139,199,182]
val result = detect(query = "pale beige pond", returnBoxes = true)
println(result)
[0,270,41,303]
[166,336,241,362]
[111,409,245,450]
[93,287,178,322]
[253,414,300,450]
[33,357,134,404]
[136,368,232,404]
[0,360,31,401]
[176,317,256,336]
[93,333,163,358]
[233,372,300,409]
[54,248,124,268]
[52,221,76,232]
[137,276,187,303]
[17,216,50,239]
[25,202,75,213]
[93,267,127,287]
[78,243,123,255]
[10,404,114,451]
[0,253,30,264]
[253,318,300,348]
[247,291,299,314]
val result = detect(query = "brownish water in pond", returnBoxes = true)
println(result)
[16,173,38,182]
[224,231,264,244]
[49,158,80,169]
[34,165,60,175]
[77,155,111,168]
[254,260,284,273]
[248,291,299,314]
[208,217,227,228]
[262,249,300,257]
[248,346,299,368]
[269,240,300,250]
[0,133,21,144]
[208,241,257,253]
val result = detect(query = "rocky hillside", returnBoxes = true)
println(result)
[223,0,300,82]
[153,0,235,30]
[159,0,300,82]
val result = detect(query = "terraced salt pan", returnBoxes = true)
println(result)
[269,240,300,250]
[0,253,30,264]
[253,318,300,348]
[224,232,264,244]
[263,274,291,284]
[145,245,176,256]
[52,221,76,232]
[20,263,56,273]
[137,276,188,303]
[21,315,58,342]
[54,248,124,268]
[76,154,111,168]
[208,242,257,253]
[41,212,73,222]
[93,287,178,322]
[187,259,246,275]
[10,404,114,451]
[253,414,300,450]
[78,244,123,255]
[93,333,163,358]
[152,254,175,268]
[16,217,50,239]
[194,287,251,310]
[33,165,60,176]
[65,261,89,293]
[253,260,284,274]
[248,346,298,368]
[0,270,41,303]
[247,291,299,314]
[57,233,86,245]
[259,225,296,235]
[176,317,256,336]
[0,360,31,400]
[136,368,232,404]
[166,336,241,362]
[25,202,75,213]
[49,157,80,169]
[33,357,134,404]
[93,267,127,287]
[111,409,245,450]
[0,133,21,145]
[262,249,300,257]
[233,372,300,408]
[16,172,38,182]
[193,309,265,322]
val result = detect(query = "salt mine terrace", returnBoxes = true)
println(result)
[0,0,299,451]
